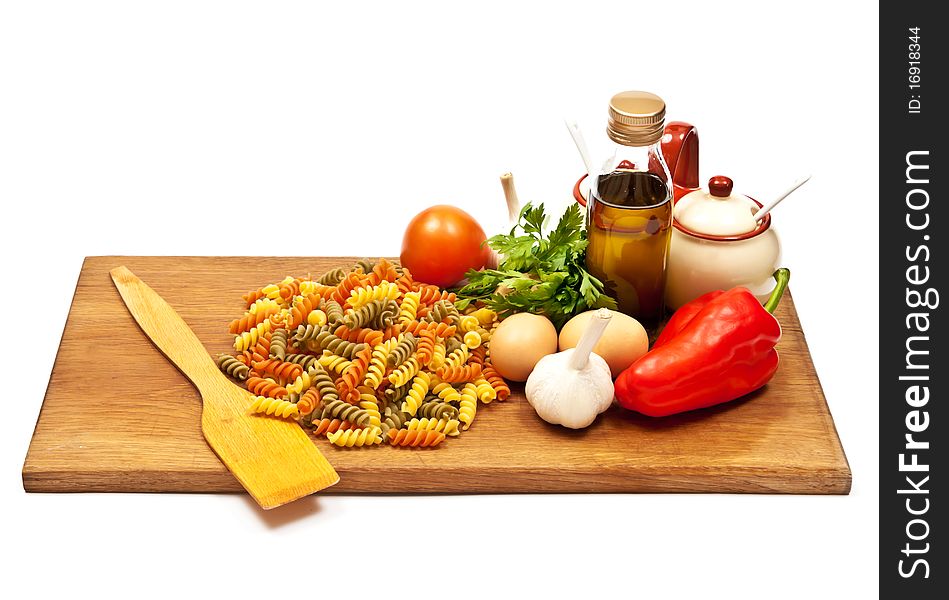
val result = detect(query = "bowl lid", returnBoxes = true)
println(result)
[674,176,759,236]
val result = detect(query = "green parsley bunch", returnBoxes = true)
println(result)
[455,202,615,329]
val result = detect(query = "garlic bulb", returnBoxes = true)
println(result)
[525,309,614,429]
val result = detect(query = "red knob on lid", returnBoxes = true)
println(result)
[708,175,733,198]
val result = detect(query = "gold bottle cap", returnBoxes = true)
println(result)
[607,91,666,146]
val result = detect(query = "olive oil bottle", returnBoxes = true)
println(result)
[585,91,673,327]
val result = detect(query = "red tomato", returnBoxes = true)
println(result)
[400,205,491,288]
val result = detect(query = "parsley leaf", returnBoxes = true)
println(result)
[456,202,616,329]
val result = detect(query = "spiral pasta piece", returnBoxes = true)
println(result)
[428,340,447,370]
[287,293,322,329]
[376,300,400,329]
[298,280,336,298]
[463,330,482,349]
[416,329,436,365]
[234,320,272,351]
[293,323,332,344]
[458,383,478,430]
[436,363,482,383]
[251,358,303,383]
[323,300,344,325]
[382,404,409,434]
[468,345,487,367]
[356,386,382,428]
[318,352,352,375]
[405,417,461,437]
[387,429,446,448]
[444,345,469,369]
[261,282,283,303]
[348,281,400,310]
[384,381,412,403]
[333,324,384,347]
[278,277,301,301]
[425,299,459,325]
[286,369,316,396]
[269,328,290,360]
[379,324,402,342]
[321,399,372,427]
[387,356,420,388]
[398,291,421,325]
[366,258,400,286]
[430,379,462,404]
[296,387,321,416]
[284,353,320,371]
[482,365,511,401]
[403,320,457,339]
[445,336,463,355]
[474,377,497,403]
[387,333,416,367]
[468,307,497,326]
[294,325,360,358]
[401,371,430,417]
[249,396,299,419]
[416,285,456,306]
[331,272,370,305]
[363,341,393,389]
[418,399,460,421]
[306,309,327,327]
[246,376,289,399]
[351,258,376,274]
[395,270,417,296]
[318,267,346,285]
[458,315,479,333]
[242,287,266,307]
[309,363,339,405]
[228,298,280,334]
[217,354,250,380]
[237,341,271,366]
[342,299,392,330]
[327,426,383,447]
[310,418,358,435]
[337,345,372,402]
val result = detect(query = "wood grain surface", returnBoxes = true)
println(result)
[23,256,851,495]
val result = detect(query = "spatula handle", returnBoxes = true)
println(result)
[111,266,221,388]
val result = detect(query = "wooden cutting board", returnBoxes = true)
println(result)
[23,256,851,495]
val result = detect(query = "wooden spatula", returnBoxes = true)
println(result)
[110,266,339,508]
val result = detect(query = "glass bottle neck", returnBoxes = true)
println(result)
[602,141,672,185]
[590,140,673,210]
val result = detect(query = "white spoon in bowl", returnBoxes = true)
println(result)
[753,175,812,222]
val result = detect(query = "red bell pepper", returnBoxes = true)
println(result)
[652,289,724,349]
[615,269,790,417]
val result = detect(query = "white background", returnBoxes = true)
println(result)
[0,1,879,597]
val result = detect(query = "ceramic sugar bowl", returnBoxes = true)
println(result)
[665,175,782,309]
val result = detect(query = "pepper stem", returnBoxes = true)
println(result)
[763,268,791,314]
[569,308,612,370]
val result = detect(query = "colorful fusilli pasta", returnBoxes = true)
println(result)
[249,396,299,419]
[327,426,383,447]
[387,429,446,448]
[405,417,461,437]
[217,259,511,451]
[217,354,249,380]
[401,371,431,416]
